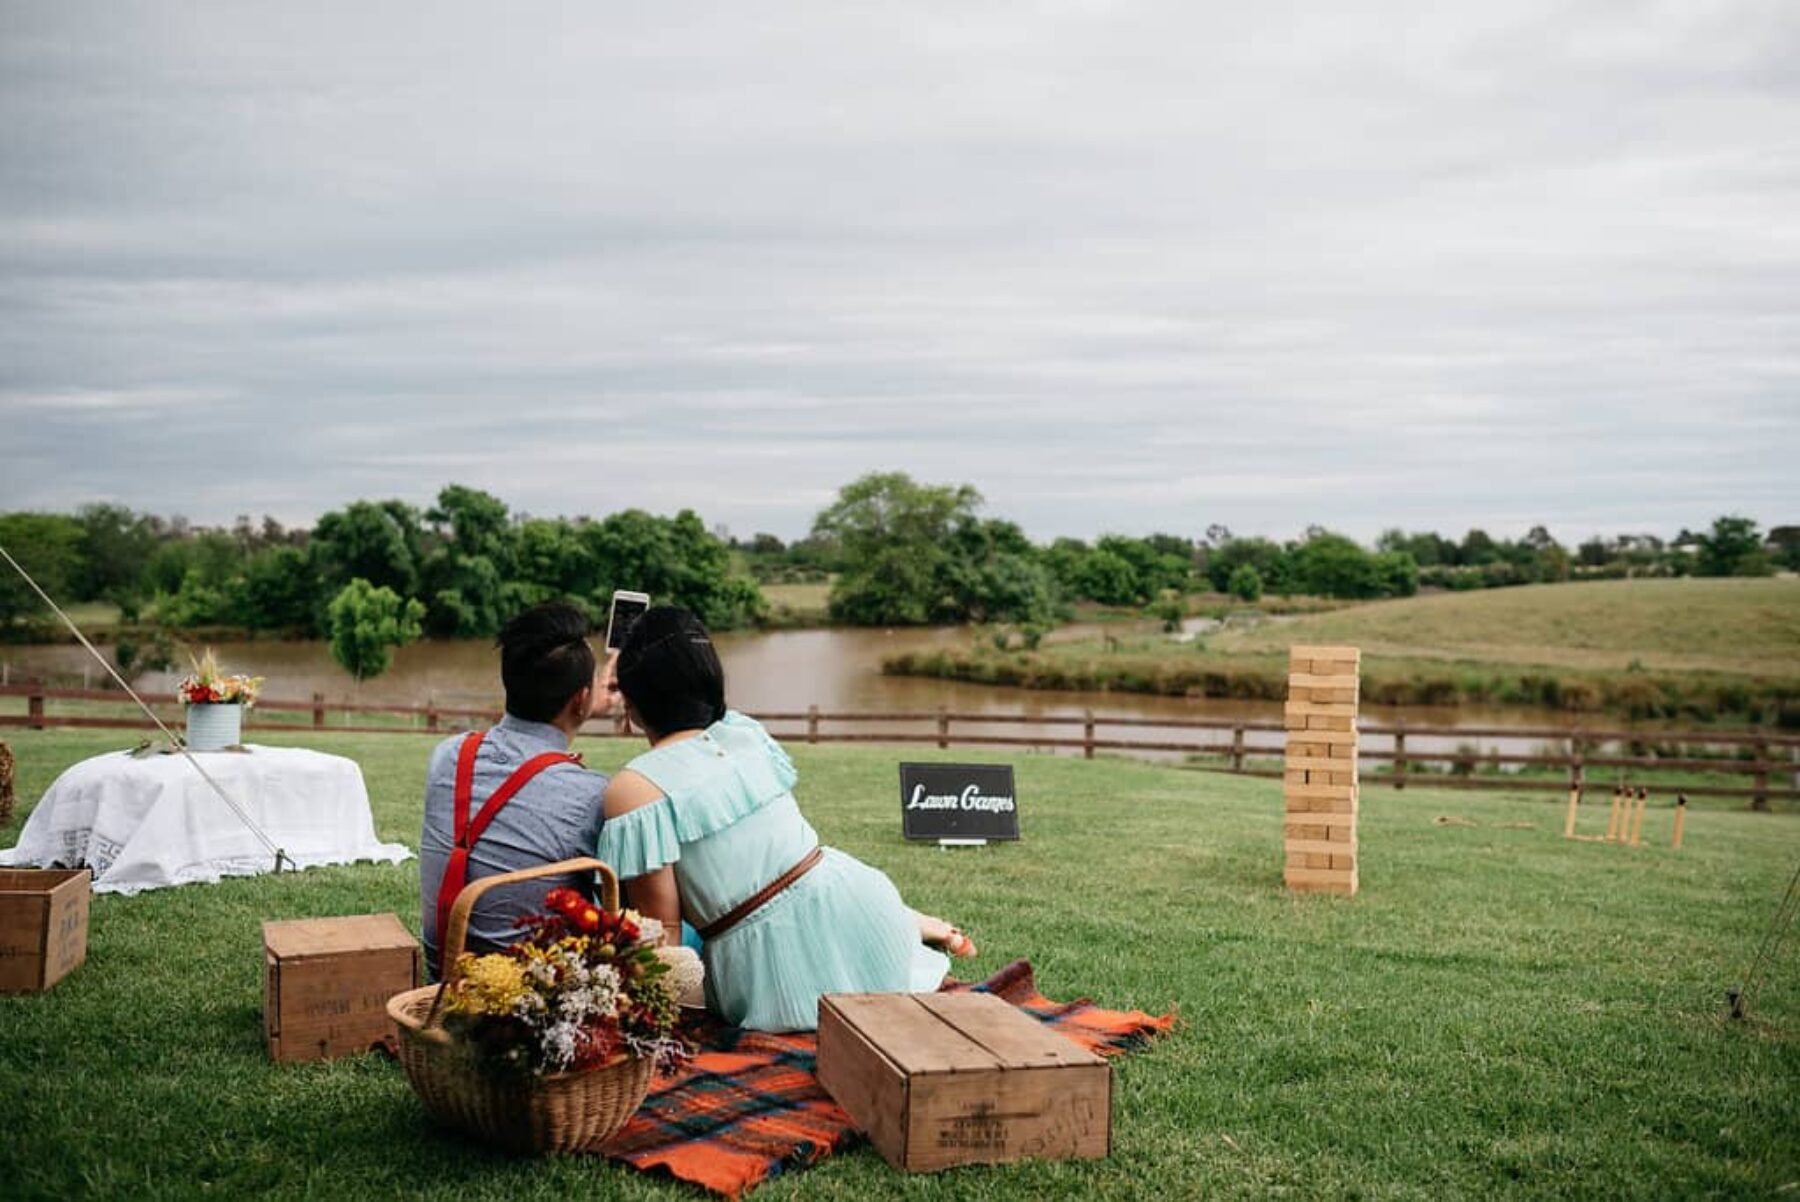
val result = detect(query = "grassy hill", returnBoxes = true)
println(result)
[885,579,1800,723]
[1209,578,1800,679]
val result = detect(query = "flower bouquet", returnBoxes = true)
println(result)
[175,650,263,751]
[438,888,688,1078]
[387,858,685,1154]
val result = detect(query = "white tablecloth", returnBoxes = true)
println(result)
[0,745,412,895]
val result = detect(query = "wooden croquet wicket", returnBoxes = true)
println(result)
[1628,787,1648,848]
[1283,645,1359,897]
[1671,794,1688,851]
[1563,784,1580,839]
[1604,787,1624,842]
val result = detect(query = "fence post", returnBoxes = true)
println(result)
[1230,725,1245,774]
[806,705,820,745]
[426,697,439,733]
[1083,710,1095,760]
[936,708,949,750]
[1569,731,1585,794]
[1394,723,1407,790]
[1752,738,1770,813]
[312,692,325,729]
[28,688,45,730]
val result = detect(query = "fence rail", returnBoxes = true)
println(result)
[2,685,1795,807]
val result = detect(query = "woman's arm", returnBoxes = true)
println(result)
[603,768,683,946]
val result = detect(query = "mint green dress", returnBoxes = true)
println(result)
[596,711,948,1032]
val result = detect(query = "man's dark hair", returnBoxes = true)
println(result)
[498,603,596,724]
[616,605,726,738]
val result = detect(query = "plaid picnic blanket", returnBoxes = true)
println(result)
[602,960,1176,1198]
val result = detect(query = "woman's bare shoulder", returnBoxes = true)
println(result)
[603,768,665,818]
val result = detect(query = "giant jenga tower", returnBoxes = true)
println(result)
[1283,645,1360,895]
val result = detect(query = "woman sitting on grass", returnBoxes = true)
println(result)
[597,605,975,1032]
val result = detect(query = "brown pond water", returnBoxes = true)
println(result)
[1,622,1657,764]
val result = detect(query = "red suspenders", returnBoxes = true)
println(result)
[433,731,580,973]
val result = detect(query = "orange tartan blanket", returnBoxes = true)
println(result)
[602,960,1176,1198]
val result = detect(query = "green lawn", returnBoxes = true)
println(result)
[2,730,1797,1199]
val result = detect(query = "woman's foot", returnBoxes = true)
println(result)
[917,914,978,958]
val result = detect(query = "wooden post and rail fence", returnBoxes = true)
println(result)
[2,683,1796,807]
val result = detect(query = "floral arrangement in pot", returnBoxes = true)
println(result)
[175,650,263,751]
[438,888,690,1077]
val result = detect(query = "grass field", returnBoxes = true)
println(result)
[1208,578,1800,679]
[888,579,1800,724]
[2,730,1798,1199]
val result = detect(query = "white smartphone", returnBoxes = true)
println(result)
[605,590,651,651]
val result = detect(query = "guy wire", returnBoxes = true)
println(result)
[1731,855,1800,1021]
[0,542,290,869]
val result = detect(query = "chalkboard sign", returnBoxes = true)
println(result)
[899,762,1020,843]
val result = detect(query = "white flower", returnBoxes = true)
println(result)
[541,1020,580,1070]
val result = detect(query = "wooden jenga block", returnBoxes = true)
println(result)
[1284,866,1357,895]
[1283,810,1356,829]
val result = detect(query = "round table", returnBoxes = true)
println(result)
[0,745,412,894]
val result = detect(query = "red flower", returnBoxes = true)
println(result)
[576,906,602,934]
[543,888,579,913]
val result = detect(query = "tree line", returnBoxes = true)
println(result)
[0,474,1790,641]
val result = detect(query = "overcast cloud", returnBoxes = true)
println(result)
[2,1,1795,543]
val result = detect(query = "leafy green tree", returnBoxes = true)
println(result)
[0,513,85,631]
[310,501,423,597]
[1460,529,1501,566]
[1228,563,1264,602]
[813,473,980,625]
[427,485,514,571]
[229,546,320,631]
[1769,526,1800,572]
[1206,537,1287,594]
[1695,515,1771,577]
[581,508,764,630]
[1372,550,1421,597]
[327,578,425,683]
[76,504,158,609]
[1076,549,1141,605]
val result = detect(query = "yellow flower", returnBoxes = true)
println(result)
[444,953,531,1016]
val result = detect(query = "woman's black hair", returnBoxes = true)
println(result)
[615,605,726,738]
[497,602,597,724]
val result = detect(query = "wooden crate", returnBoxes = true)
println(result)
[263,913,420,1063]
[817,991,1111,1173]
[0,868,90,993]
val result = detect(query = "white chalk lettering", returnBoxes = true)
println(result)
[960,784,1015,813]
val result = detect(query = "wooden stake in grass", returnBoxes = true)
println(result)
[1283,645,1359,897]
[1629,787,1648,848]
[1605,788,1624,843]
[1671,794,1688,851]
[1563,784,1581,839]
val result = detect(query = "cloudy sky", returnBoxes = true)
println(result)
[2,1,1795,544]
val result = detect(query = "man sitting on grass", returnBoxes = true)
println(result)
[418,602,609,978]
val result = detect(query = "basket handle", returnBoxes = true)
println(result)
[424,856,621,1030]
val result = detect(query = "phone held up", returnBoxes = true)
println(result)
[606,590,650,652]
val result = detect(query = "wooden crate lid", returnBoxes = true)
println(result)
[0,868,90,896]
[821,991,1105,1074]
[262,913,418,959]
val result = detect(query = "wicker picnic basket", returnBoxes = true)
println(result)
[386,857,657,1154]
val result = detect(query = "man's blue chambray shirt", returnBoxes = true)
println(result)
[419,714,609,973]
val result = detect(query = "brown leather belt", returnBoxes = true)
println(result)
[697,846,824,942]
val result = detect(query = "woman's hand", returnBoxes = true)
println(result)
[591,651,622,720]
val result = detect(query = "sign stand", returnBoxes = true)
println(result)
[937,838,989,850]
